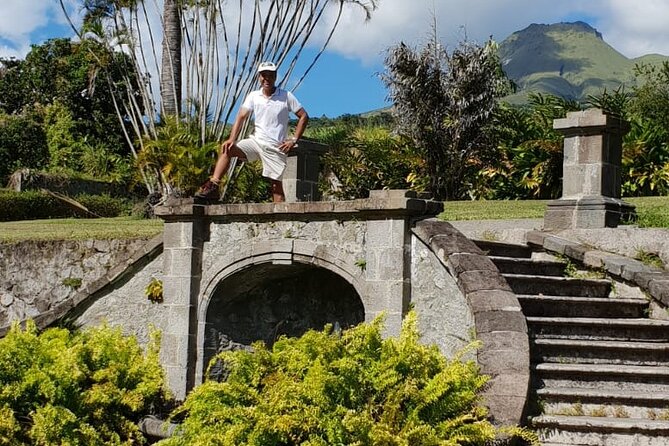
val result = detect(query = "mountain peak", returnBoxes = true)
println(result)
[497,20,663,103]
[515,21,603,40]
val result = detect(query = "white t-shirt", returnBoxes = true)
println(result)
[241,88,303,147]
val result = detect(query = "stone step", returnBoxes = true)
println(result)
[532,415,669,446]
[532,338,669,366]
[534,363,669,393]
[490,256,567,276]
[527,317,669,342]
[503,274,612,297]
[519,295,648,318]
[472,240,533,258]
[537,387,669,419]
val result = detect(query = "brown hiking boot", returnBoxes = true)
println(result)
[194,179,220,201]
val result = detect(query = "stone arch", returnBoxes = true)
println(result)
[195,241,367,383]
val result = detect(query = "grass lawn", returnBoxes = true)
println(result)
[0,196,666,243]
[0,216,164,243]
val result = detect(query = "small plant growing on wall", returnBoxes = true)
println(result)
[61,277,82,289]
[354,258,367,271]
[145,277,164,303]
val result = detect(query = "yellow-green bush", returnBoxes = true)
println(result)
[0,321,169,445]
[160,312,536,446]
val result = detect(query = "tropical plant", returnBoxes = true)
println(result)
[382,33,510,200]
[0,112,48,182]
[0,321,169,445]
[621,117,669,196]
[476,93,581,199]
[158,311,537,446]
[60,0,380,197]
[135,117,219,197]
[315,125,426,199]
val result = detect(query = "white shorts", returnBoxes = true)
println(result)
[236,136,287,181]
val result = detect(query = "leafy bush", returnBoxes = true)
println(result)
[0,189,132,221]
[160,312,536,446]
[221,160,272,204]
[0,113,49,182]
[136,117,219,197]
[316,126,427,200]
[0,321,169,445]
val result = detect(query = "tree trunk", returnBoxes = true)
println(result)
[160,0,181,117]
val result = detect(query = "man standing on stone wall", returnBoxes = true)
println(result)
[195,61,309,203]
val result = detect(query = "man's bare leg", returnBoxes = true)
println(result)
[211,145,247,182]
[271,180,285,202]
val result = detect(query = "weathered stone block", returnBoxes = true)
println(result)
[467,290,522,313]
[648,279,669,307]
[446,253,497,276]
[474,309,527,334]
[477,330,528,351]
[457,270,512,294]
[478,348,529,374]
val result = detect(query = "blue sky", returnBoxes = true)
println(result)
[2,0,669,118]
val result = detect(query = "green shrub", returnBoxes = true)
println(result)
[0,113,49,182]
[221,160,271,203]
[0,189,132,221]
[160,312,536,446]
[0,321,169,445]
[317,126,426,200]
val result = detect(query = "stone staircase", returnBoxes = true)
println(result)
[474,239,669,446]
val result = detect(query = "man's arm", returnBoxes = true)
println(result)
[280,107,309,153]
[293,107,309,141]
[221,107,252,151]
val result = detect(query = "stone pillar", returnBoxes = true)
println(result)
[159,204,205,400]
[283,140,328,202]
[363,190,414,336]
[544,108,634,230]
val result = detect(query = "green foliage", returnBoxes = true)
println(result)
[145,277,164,303]
[160,312,536,446]
[0,189,132,221]
[0,113,48,182]
[221,161,272,204]
[317,126,426,199]
[0,321,169,445]
[62,277,83,289]
[136,117,219,196]
[0,38,135,185]
[476,94,581,199]
[383,37,509,200]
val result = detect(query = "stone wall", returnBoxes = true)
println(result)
[0,238,151,328]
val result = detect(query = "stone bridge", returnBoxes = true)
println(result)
[0,190,531,427]
[150,189,528,425]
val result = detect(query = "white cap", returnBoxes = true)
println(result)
[257,61,277,73]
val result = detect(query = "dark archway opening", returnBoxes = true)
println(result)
[203,262,364,379]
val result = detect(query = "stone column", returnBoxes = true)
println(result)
[363,190,414,336]
[544,108,634,230]
[158,204,205,400]
[283,140,328,202]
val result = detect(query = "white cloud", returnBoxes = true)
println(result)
[317,0,669,63]
[2,0,668,64]
[595,0,669,57]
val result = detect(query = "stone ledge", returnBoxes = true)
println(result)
[412,218,529,426]
[526,230,669,307]
[156,190,444,221]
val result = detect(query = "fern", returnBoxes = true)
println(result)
[0,321,168,445]
[160,311,537,445]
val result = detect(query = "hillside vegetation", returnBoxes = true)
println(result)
[499,21,669,102]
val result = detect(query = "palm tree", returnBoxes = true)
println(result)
[160,0,181,117]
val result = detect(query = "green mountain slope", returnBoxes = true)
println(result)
[499,21,669,103]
